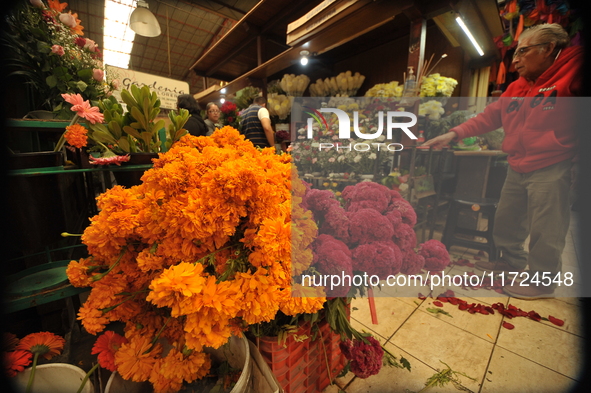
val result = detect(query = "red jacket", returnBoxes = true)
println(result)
[452,46,583,173]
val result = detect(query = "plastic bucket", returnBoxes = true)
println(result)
[13,363,93,393]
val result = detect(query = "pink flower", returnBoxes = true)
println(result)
[61,93,104,124]
[418,239,450,271]
[92,69,104,81]
[59,12,77,28]
[84,39,97,52]
[51,45,65,56]
[112,79,120,89]
[90,155,131,166]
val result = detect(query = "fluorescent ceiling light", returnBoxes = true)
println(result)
[456,15,484,56]
[103,0,136,69]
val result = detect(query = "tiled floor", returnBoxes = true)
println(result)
[323,213,585,393]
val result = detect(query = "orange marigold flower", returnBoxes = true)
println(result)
[66,258,93,287]
[115,336,162,382]
[4,350,32,377]
[78,304,109,335]
[149,347,211,393]
[16,332,65,360]
[64,123,88,148]
[91,331,128,372]
[147,262,208,317]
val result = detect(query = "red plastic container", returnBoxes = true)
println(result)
[315,321,347,392]
[257,320,347,393]
[257,323,317,393]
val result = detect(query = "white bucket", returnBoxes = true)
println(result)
[105,335,252,393]
[13,363,93,393]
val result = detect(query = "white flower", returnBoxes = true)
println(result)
[377,135,385,142]
[368,153,377,160]
[353,155,362,163]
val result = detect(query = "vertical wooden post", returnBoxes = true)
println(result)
[401,16,426,147]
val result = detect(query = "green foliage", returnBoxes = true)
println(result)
[2,2,115,118]
[233,86,261,110]
[165,108,190,150]
[121,85,166,153]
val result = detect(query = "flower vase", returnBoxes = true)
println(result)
[113,152,159,188]
[13,363,93,393]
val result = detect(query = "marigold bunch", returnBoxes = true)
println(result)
[66,127,325,392]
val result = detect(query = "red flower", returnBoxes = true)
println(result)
[89,154,131,166]
[75,36,86,48]
[339,337,384,378]
[91,331,128,372]
[502,322,515,330]
[548,316,564,326]
[433,301,443,307]
[4,350,32,377]
[16,332,65,360]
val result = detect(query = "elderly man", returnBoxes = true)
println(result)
[424,23,582,299]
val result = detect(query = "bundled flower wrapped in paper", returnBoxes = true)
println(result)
[365,81,404,98]
[419,73,458,97]
[309,71,365,97]
[267,93,292,121]
[280,74,310,96]
[66,127,325,392]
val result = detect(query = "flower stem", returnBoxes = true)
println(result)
[92,247,127,281]
[54,113,80,152]
[25,352,39,393]
[76,363,99,393]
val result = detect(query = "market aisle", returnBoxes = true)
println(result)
[324,212,584,393]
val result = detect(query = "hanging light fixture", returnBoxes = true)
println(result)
[300,50,310,66]
[455,14,483,56]
[130,0,161,37]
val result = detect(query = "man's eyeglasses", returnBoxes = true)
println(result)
[513,42,550,59]
[208,110,221,114]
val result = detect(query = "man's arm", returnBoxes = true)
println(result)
[260,117,275,148]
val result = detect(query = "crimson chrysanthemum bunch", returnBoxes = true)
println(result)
[302,180,450,296]
[339,336,384,378]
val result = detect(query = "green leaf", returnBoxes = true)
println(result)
[76,80,88,92]
[130,106,148,130]
[123,125,142,140]
[92,130,118,145]
[109,121,122,139]
[120,89,136,109]
[46,75,57,88]
[77,68,93,82]
[118,137,131,152]
[426,307,452,317]
[400,356,412,372]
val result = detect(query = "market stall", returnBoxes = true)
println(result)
[2,0,585,392]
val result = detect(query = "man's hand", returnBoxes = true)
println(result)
[422,131,457,149]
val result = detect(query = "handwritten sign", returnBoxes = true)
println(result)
[106,65,189,110]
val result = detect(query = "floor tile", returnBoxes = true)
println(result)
[418,297,505,343]
[389,310,493,392]
[496,313,585,380]
[350,297,417,341]
[507,297,584,337]
[480,346,578,393]
[345,342,469,393]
